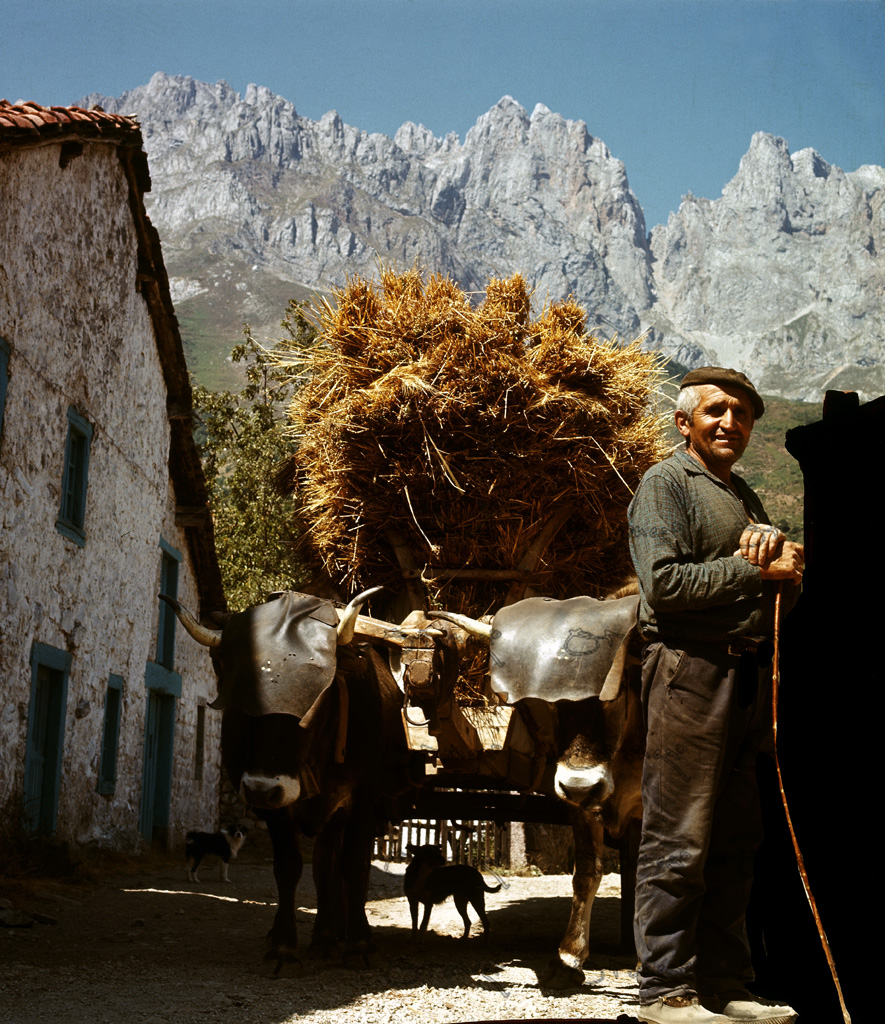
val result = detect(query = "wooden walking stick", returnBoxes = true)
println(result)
[772,586,851,1024]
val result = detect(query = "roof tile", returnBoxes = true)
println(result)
[0,99,140,142]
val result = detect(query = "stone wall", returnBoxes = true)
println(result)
[0,141,221,851]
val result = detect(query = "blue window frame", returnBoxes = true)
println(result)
[141,539,185,841]
[144,537,183,697]
[0,336,9,443]
[157,538,182,670]
[24,643,71,835]
[56,406,94,546]
[97,675,124,795]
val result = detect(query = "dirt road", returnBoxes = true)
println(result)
[1,843,640,1024]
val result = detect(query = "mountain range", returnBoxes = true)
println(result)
[84,72,884,401]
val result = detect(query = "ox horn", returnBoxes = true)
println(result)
[158,594,222,648]
[430,610,493,641]
[336,586,384,645]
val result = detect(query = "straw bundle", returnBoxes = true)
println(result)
[280,268,668,618]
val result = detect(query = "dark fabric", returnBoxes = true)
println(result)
[634,641,771,1003]
[209,591,339,717]
[628,449,789,642]
[488,594,639,703]
[679,366,765,418]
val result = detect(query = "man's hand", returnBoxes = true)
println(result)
[735,526,804,583]
[758,540,804,583]
[736,523,784,568]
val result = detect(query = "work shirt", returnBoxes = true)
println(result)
[628,448,783,642]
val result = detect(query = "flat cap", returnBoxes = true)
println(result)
[680,366,765,419]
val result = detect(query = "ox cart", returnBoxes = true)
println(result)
[357,578,645,986]
[172,269,667,983]
[168,574,643,986]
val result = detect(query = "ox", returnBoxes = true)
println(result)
[168,585,643,985]
[435,591,644,988]
[163,588,415,969]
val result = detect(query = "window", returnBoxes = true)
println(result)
[144,537,183,695]
[0,336,9,442]
[142,539,184,844]
[56,406,93,546]
[24,644,71,834]
[156,539,181,669]
[97,675,124,795]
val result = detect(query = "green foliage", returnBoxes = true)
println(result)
[192,301,315,611]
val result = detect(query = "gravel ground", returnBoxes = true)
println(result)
[1,843,641,1024]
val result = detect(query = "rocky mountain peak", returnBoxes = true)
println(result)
[649,131,883,399]
[736,130,793,176]
[81,76,883,400]
[243,81,286,111]
[850,164,885,191]
[721,132,850,227]
[791,146,832,181]
[394,120,441,156]
[463,95,530,151]
[143,71,239,119]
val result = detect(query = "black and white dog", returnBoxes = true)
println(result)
[185,826,248,883]
[404,843,501,940]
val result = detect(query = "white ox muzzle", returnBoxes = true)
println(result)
[239,772,302,810]
[554,762,614,809]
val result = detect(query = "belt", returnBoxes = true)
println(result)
[646,633,772,664]
[726,636,762,657]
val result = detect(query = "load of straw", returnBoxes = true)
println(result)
[279,267,669,619]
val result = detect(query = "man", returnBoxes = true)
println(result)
[628,367,803,1024]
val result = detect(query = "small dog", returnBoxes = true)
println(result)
[404,843,501,940]
[185,826,248,883]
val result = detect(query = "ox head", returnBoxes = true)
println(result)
[435,593,643,820]
[161,588,383,811]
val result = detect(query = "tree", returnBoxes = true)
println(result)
[192,301,315,611]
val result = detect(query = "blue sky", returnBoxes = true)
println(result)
[3,0,882,230]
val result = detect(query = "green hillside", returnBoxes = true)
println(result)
[171,249,324,392]
[733,395,821,540]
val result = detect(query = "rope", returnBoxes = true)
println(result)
[772,586,851,1023]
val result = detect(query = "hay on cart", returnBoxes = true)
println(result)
[277,267,669,620]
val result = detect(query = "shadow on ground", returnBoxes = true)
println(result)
[1,846,639,1024]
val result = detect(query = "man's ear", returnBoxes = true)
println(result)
[674,409,692,440]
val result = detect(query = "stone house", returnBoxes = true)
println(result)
[0,100,225,851]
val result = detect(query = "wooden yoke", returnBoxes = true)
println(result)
[400,612,479,760]
[383,508,577,776]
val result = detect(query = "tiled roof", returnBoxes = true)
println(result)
[0,100,140,142]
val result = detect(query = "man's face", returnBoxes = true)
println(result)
[675,384,755,477]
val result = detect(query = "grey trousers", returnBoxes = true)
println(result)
[634,640,771,1004]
